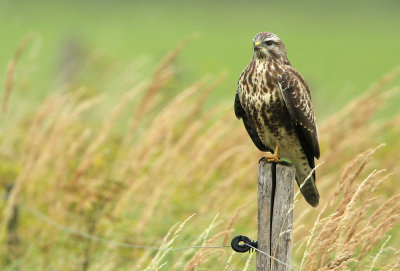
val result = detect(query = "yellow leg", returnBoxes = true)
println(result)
[264,145,280,162]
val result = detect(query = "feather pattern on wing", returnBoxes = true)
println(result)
[279,67,320,167]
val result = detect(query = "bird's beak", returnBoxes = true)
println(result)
[254,41,261,51]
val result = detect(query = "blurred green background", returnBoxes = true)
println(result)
[1,0,400,118]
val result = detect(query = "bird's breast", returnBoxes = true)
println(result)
[238,60,294,145]
[239,61,285,119]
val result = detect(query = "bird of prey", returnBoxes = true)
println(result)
[235,32,320,207]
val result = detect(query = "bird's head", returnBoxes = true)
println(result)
[252,32,289,63]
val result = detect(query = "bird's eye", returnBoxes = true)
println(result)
[265,40,274,46]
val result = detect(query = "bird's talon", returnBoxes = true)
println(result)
[264,146,280,163]
[265,156,280,163]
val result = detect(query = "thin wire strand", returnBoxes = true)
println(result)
[7,196,399,269]
[23,204,296,270]
[16,202,396,270]
[245,244,298,271]
[22,204,230,251]
[170,245,230,251]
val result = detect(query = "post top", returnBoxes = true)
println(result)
[258,158,295,168]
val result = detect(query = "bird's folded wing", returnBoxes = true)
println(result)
[279,68,320,161]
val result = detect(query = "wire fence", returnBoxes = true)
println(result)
[245,243,297,271]
[18,203,299,270]
[4,194,399,270]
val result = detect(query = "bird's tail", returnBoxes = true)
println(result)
[296,171,319,207]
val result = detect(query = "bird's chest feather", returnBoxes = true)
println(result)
[238,60,293,144]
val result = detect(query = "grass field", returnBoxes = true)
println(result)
[1,1,400,270]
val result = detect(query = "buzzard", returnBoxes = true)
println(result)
[235,32,320,207]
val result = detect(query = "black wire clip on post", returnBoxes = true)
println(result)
[231,235,258,253]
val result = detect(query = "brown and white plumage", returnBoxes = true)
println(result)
[235,32,320,207]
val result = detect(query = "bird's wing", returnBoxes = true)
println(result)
[279,68,320,164]
[234,92,269,152]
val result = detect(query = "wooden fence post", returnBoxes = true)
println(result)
[257,159,295,271]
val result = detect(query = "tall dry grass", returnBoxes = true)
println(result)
[0,38,399,270]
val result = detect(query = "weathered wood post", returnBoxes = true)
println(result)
[257,159,295,271]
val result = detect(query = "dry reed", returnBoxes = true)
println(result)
[0,40,399,270]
